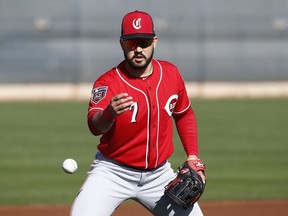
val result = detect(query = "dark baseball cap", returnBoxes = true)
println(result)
[121,10,156,40]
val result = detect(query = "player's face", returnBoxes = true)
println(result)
[121,37,157,70]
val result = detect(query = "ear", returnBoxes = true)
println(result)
[120,39,125,51]
[153,37,158,49]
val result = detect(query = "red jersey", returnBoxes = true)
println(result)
[88,59,198,169]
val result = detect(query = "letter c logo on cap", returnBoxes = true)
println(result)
[133,18,142,30]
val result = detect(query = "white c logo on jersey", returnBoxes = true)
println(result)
[132,18,142,30]
[164,94,178,116]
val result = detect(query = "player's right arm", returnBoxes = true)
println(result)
[90,93,133,133]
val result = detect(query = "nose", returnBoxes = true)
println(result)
[135,45,143,53]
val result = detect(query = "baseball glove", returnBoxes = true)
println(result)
[164,160,206,209]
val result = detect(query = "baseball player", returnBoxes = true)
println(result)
[70,10,206,216]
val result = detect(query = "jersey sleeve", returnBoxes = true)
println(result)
[173,71,191,115]
[87,77,114,136]
[174,107,199,156]
[171,67,199,156]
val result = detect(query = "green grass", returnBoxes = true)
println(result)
[0,99,288,205]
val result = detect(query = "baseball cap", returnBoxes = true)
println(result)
[121,10,156,40]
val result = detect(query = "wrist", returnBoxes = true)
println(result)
[101,106,115,122]
[187,155,199,161]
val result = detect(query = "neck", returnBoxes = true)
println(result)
[125,62,153,78]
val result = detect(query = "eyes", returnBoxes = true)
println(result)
[122,38,153,50]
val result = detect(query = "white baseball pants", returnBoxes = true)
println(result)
[70,153,203,216]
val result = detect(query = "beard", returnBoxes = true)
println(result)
[124,49,154,71]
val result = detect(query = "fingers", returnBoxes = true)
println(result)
[112,93,129,101]
[110,93,133,116]
[198,171,206,184]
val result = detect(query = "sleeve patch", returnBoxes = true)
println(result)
[91,86,108,104]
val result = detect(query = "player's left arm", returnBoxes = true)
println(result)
[174,108,206,183]
[169,111,206,192]
[173,108,198,156]
[171,69,206,182]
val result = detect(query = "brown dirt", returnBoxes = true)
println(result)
[0,200,287,216]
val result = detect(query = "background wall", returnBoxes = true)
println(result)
[1,0,288,84]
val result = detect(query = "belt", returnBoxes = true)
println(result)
[95,152,167,172]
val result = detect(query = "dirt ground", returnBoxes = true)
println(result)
[0,200,287,216]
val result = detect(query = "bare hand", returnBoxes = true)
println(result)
[109,93,133,117]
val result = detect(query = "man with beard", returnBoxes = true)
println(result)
[70,10,206,216]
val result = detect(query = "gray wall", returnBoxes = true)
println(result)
[0,0,288,83]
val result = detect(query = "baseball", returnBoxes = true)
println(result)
[62,158,78,174]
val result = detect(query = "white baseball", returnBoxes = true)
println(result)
[62,158,78,174]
